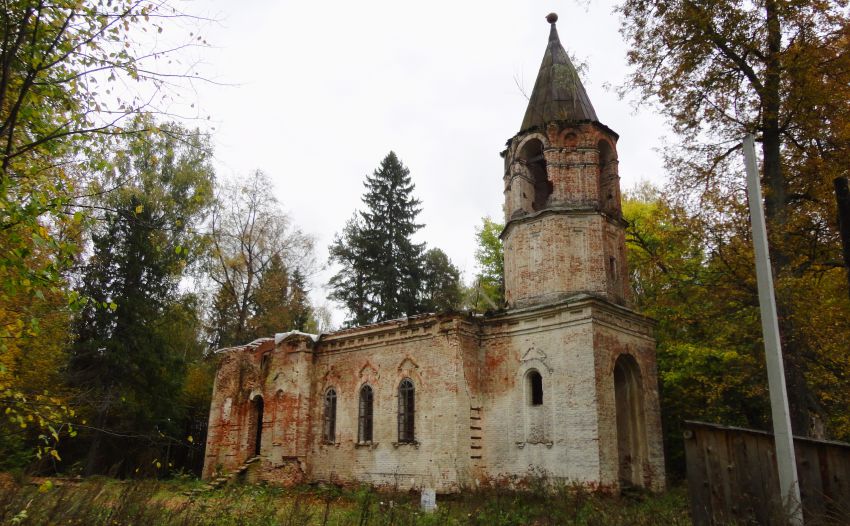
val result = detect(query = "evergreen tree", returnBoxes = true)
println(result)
[329,215,372,326]
[248,254,291,340]
[329,152,425,324]
[247,255,315,337]
[288,269,314,332]
[69,120,214,475]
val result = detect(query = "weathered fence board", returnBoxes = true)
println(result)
[684,421,850,525]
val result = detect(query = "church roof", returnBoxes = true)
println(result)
[520,13,598,132]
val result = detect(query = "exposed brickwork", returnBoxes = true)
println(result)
[502,122,630,309]
[202,21,665,493]
[202,299,665,492]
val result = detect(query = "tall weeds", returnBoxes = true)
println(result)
[0,477,692,526]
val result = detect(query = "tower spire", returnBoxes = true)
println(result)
[519,13,598,133]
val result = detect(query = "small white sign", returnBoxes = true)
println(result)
[420,488,437,512]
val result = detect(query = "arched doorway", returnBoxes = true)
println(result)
[250,395,264,457]
[614,354,647,487]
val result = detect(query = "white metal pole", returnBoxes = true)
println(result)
[742,134,803,525]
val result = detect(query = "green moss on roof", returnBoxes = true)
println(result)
[520,21,598,132]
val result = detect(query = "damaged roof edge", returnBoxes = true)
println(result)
[274,330,320,345]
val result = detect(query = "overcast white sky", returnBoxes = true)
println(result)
[186,0,670,327]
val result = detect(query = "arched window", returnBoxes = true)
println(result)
[322,388,337,443]
[358,385,373,443]
[397,379,415,443]
[528,370,543,406]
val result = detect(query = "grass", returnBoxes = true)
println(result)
[0,474,692,526]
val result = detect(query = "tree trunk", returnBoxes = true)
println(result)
[83,397,111,476]
[760,0,815,436]
[834,177,850,300]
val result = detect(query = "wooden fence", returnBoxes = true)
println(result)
[684,421,850,525]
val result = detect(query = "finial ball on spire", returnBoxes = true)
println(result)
[546,13,558,24]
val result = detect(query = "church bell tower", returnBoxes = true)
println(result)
[502,13,629,309]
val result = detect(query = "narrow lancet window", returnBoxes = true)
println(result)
[358,385,373,443]
[322,388,337,443]
[529,370,543,406]
[397,379,415,443]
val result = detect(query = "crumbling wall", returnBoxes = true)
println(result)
[479,301,602,485]
[202,339,273,479]
[592,305,665,492]
[306,315,475,493]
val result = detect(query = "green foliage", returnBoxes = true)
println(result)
[68,119,214,475]
[329,152,426,325]
[207,171,316,348]
[249,255,315,337]
[0,477,692,526]
[469,217,504,312]
[623,183,850,477]
[329,214,372,326]
[624,186,767,475]
[420,248,463,313]
[619,0,850,434]
[0,0,210,467]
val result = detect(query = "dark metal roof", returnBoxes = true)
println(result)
[520,14,598,133]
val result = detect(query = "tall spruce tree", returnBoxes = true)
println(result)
[69,120,214,475]
[329,152,425,324]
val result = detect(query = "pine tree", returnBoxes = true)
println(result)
[248,256,315,336]
[329,152,425,324]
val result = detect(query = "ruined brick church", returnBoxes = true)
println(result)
[203,14,665,492]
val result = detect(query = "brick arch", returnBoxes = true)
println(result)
[597,138,621,218]
[514,132,550,155]
[556,128,579,148]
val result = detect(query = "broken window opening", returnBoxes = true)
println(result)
[323,388,337,443]
[358,385,373,443]
[517,139,551,212]
[528,370,543,406]
[397,378,415,443]
[598,139,619,217]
